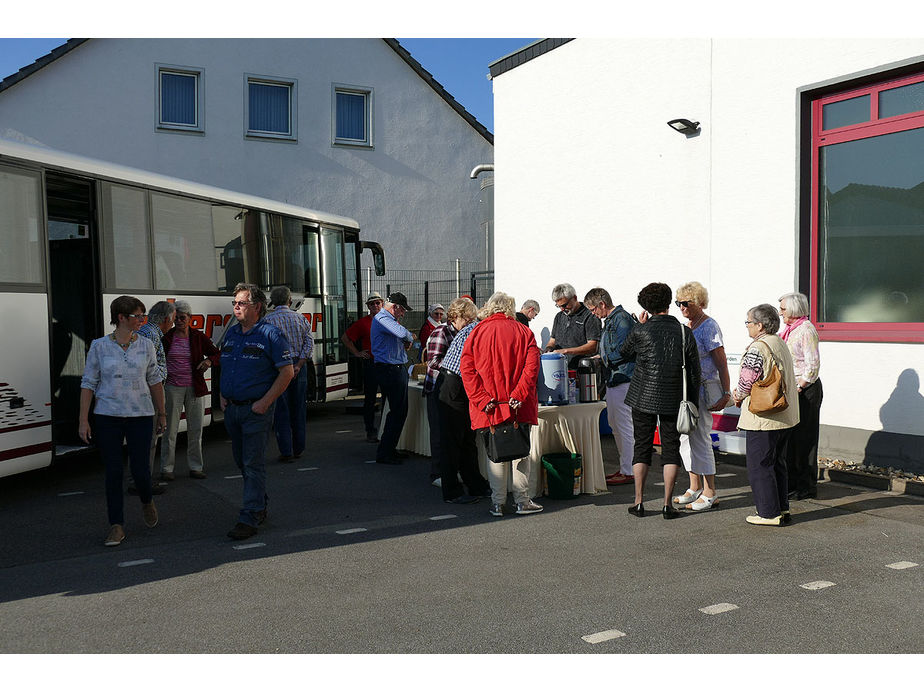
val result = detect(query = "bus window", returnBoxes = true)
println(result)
[0,166,43,284]
[100,183,152,290]
[280,218,320,296]
[212,205,246,291]
[320,227,347,363]
[151,192,216,291]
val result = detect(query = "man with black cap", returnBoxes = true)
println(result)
[370,292,416,464]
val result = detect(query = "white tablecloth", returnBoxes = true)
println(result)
[378,379,430,456]
[527,401,608,496]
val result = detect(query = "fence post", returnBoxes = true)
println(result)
[455,258,461,298]
[386,283,391,298]
[424,281,429,316]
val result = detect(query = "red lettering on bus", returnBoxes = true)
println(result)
[190,314,205,331]
[204,314,224,340]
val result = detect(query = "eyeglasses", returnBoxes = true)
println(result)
[126,313,146,320]
[675,300,691,308]
[744,320,758,326]
[231,300,254,308]
[555,299,573,310]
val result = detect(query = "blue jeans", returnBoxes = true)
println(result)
[95,414,154,526]
[273,366,308,457]
[375,363,408,461]
[225,402,276,526]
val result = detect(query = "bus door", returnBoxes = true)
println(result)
[319,226,349,400]
[45,173,101,450]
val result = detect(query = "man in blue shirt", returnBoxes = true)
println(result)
[370,292,415,465]
[264,286,314,462]
[220,282,294,540]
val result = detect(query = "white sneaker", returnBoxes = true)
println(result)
[515,500,543,515]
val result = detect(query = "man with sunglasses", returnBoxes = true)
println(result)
[220,282,294,540]
[544,283,602,369]
[341,292,385,442]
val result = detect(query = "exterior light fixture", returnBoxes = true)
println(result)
[667,118,700,134]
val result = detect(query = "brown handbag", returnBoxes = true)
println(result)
[748,341,788,415]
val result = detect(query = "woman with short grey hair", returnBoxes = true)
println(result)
[778,291,823,500]
[732,304,799,526]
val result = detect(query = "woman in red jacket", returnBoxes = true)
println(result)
[460,292,543,517]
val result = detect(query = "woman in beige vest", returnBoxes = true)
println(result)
[732,304,800,526]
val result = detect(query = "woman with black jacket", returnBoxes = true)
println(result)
[620,283,701,519]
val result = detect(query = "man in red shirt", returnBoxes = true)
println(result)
[341,292,385,442]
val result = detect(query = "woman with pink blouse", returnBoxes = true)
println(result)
[778,292,823,500]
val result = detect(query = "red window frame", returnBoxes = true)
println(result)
[810,72,924,343]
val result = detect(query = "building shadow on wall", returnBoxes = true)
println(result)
[864,368,924,475]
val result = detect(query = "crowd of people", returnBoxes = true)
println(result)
[80,279,822,546]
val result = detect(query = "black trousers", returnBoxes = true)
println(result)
[375,363,408,461]
[362,360,380,436]
[745,428,790,518]
[437,370,488,500]
[631,409,681,466]
[781,379,823,495]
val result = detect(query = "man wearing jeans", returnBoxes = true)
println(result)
[370,292,415,465]
[220,283,294,540]
[263,286,314,462]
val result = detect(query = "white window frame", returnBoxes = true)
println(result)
[155,64,204,133]
[332,84,373,148]
[245,74,297,142]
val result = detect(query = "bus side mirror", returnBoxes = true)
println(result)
[361,241,386,276]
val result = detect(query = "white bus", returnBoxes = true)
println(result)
[0,138,385,479]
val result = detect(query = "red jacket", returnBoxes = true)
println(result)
[460,312,540,430]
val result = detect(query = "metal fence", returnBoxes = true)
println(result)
[362,262,493,332]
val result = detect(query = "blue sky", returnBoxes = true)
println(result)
[0,37,536,133]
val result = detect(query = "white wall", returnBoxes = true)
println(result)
[0,38,493,271]
[493,38,924,441]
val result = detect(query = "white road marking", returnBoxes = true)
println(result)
[582,629,626,644]
[800,580,836,590]
[118,559,154,568]
[57,491,85,497]
[232,542,266,550]
[430,514,457,521]
[298,467,319,471]
[716,473,737,478]
[886,561,918,570]
[336,430,352,433]
[224,474,243,479]
[653,482,664,486]
[336,528,368,535]
[365,460,377,464]
[699,603,739,615]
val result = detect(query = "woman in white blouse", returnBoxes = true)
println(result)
[778,292,823,500]
[79,296,167,547]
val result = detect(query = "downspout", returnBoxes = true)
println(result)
[469,164,494,179]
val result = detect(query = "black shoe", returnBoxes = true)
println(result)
[227,522,258,540]
[662,505,680,519]
[255,508,267,525]
[787,490,799,500]
[781,511,792,524]
[278,454,294,463]
[796,490,817,500]
[392,450,409,459]
[189,470,207,479]
[628,503,645,517]
[128,484,164,496]
[366,433,380,443]
[445,494,480,504]
[376,457,403,465]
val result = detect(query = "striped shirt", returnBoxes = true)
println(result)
[440,320,479,376]
[423,322,458,394]
[165,334,193,387]
[263,306,313,362]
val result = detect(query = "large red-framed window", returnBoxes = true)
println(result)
[811,71,924,343]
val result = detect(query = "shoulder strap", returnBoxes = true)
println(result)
[680,323,687,400]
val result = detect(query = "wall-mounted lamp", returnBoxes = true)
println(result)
[667,118,700,134]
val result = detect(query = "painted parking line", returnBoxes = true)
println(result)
[800,580,836,590]
[57,491,85,497]
[653,482,664,486]
[232,542,266,551]
[430,514,457,521]
[886,561,918,570]
[581,629,626,644]
[364,460,377,464]
[225,474,243,479]
[336,528,368,535]
[716,473,737,478]
[335,430,352,433]
[699,603,739,615]
[118,559,154,568]
[298,467,319,472]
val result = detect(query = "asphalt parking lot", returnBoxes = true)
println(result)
[0,397,921,658]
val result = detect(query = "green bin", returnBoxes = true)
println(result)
[542,452,582,499]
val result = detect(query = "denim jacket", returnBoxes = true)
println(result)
[600,305,637,387]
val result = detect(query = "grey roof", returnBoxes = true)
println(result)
[488,38,574,79]
[0,38,493,145]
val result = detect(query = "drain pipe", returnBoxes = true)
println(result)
[469,163,493,179]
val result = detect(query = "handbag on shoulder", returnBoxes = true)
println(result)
[481,402,531,463]
[676,323,699,434]
[748,341,788,415]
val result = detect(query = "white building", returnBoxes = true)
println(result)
[490,38,924,473]
[0,38,494,273]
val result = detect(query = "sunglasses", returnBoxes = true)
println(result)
[675,300,691,308]
[231,300,254,308]
[744,320,759,325]
[125,313,146,319]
